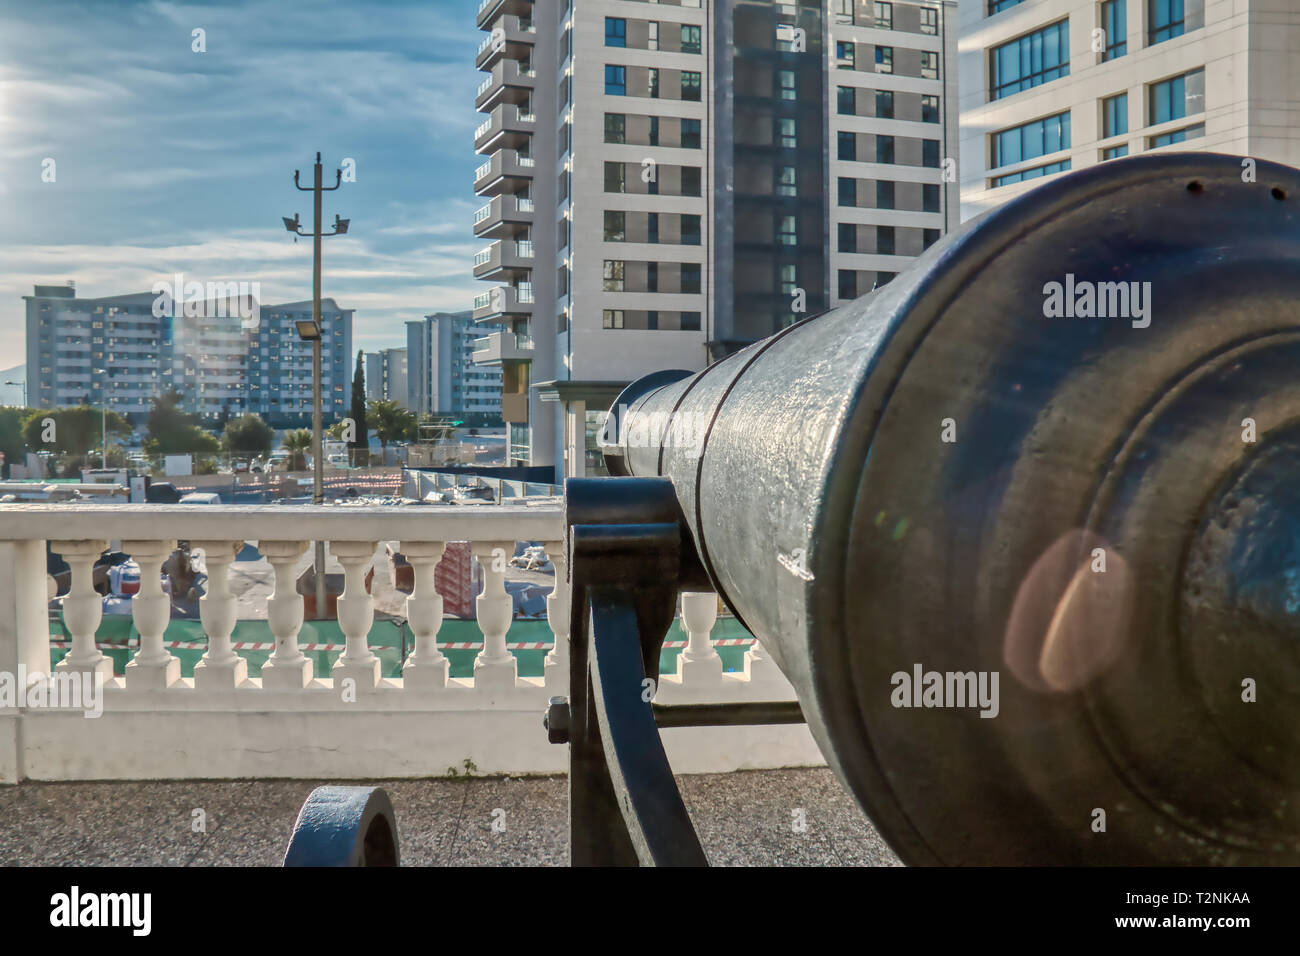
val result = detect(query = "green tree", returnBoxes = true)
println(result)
[367,399,415,465]
[21,405,132,458]
[0,406,33,478]
[282,429,313,471]
[142,391,220,456]
[221,413,274,458]
[349,351,368,453]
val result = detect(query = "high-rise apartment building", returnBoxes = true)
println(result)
[364,348,409,406]
[473,0,958,477]
[406,311,505,424]
[23,283,353,427]
[959,0,1300,220]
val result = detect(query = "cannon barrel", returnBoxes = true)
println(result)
[598,153,1300,865]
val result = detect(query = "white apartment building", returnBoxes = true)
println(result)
[473,0,959,478]
[960,0,1300,220]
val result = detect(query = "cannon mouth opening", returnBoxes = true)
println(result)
[808,152,1300,865]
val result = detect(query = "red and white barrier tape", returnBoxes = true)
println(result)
[50,638,755,652]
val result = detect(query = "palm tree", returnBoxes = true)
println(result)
[282,429,313,471]
[368,400,415,465]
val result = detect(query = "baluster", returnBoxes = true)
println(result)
[677,591,723,684]
[471,540,517,691]
[51,539,112,679]
[400,540,449,689]
[543,540,569,691]
[331,540,380,690]
[122,539,179,690]
[193,540,248,690]
[260,540,313,689]
[744,635,784,684]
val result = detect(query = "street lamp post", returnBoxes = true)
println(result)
[284,152,350,619]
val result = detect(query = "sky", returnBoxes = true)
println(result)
[0,0,485,375]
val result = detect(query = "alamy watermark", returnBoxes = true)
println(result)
[600,404,709,460]
[1042,274,1152,329]
[890,663,999,718]
[0,666,103,718]
[151,273,260,330]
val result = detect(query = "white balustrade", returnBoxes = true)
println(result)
[51,538,112,679]
[401,539,449,689]
[122,538,179,690]
[260,540,312,689]
[193,540,248,690]
[543,540,569,691]
[471,540,517,690]
[677,591,723,684]
[331,540,381,690]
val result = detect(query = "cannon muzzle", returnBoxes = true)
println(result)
[596,153,1300,865]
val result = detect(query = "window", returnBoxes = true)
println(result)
[682,71,702,101]
[922,139,940,168]
[606,65,626,95]
[1103,92,1128,138]
[839,222,857,253]
[777,165,797,195]
[1103,144,1129,159]
[648,22,659,51]
[990,0,1027,11]
[648,212,660,242]
[779,69,797,100]
[649,115,660,146]
[990,20,1070,100]
[876,46,893,74]
[778,118,797,148]
[1149,69,1203,126]
[921,94,939,123]
[1149,0,1193,45]
[923,183,940,212]
[875,272,896,287]
[647,262,659,291]
[603,260,625,291]
[990,159,1071,187]
[682,166,702,196]
[681,311,702,331]
[681,24,702,54]
[837,85,856,115]
[777,215,797,246]
[921,52,938,80]
[877,225,895,255]
[877,180,895,209]
[837,42,855,69]
[991,111,1071,167]
[835,0,854,25]
[681,263,701,294]
[1101,0,1127,61]
[603,309,625,329]
[646,310,659,330]
[681,118,702,148]
[838,176,856,206]
[605,17,626,47]
[681,215,702,245]
[921,8,938,35]
[838,130,857,161]
[604,161,626,192]
[604,210,626,241]
[1149,123,1204,148]
[648,68,660,98]
[923,228,940,249]
[876,90,894,119]
[780,265,798,296]
[874,2,892,30]
[839,269,857,300]
[876,135,895,164]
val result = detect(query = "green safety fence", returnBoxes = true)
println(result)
[48,614,757,680]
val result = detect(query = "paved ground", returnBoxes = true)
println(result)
[0,768,902,866]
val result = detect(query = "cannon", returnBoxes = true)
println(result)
[560,153,1300,866]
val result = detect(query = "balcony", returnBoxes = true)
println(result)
[473,149,535,197]
[475,14,536,70]
[472,331,534,366]
[472,284,535,323]
[474,103,536,153]
[0,502,813,784]
[473,193,535,239]
[475,57,536,111]
[475,0,533,30]
[472,238,535,280]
